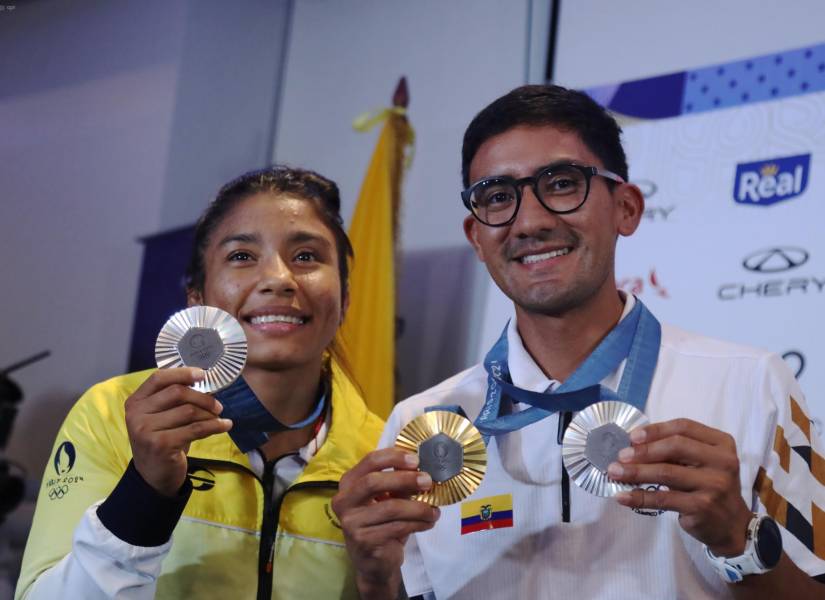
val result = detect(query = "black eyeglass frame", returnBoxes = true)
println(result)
[461,162,625,227]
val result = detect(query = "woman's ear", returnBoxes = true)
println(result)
[340,289,350,325]
[186,288,203,307]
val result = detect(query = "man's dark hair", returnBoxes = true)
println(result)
[461,84,628,188]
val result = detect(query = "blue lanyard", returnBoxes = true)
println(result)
[215,376,326,453]
[458,300,660,443]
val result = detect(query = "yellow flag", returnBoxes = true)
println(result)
[338,106,413,419]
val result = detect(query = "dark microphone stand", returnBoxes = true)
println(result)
[0,351,50,525]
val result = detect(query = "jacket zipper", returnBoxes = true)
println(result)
[257,475,340,600]
[186,457,340,598]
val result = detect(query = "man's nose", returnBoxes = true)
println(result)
[510,184,560,237]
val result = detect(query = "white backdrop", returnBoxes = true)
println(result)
[477,43,825,424]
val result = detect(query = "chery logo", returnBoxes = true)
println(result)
[742,247,809,273]
[718,247,824,300]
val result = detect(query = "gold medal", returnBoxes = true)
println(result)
[395,410,487,506]
[155,306,247,394]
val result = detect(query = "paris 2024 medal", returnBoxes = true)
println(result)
[155,306,247,394]
[562,400,648,497]
[395,410,487,506]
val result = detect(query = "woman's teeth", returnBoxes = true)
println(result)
[250,315,305,325]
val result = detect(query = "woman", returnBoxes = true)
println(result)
[16,166,384,599]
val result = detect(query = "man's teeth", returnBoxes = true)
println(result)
[520,248,571,264]
[250,315,305,325]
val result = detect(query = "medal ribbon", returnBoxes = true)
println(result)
[215,376,326,453]
[431,299,661,443]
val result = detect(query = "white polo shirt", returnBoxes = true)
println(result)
[380,297,825,599]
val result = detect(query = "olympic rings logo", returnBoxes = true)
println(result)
[48,485,69,500]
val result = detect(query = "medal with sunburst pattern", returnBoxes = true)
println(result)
[155,306,247,394]
[562,400,648,497]
[395,410,487,506]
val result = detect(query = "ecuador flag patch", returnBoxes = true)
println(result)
[460,494,513,535]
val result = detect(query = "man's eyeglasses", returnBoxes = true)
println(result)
[461,163,625,227]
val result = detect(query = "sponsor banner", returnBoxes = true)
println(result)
[477,57,825,424]
[585,42,825,119]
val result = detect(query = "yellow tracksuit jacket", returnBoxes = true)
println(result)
[16,365,383,599]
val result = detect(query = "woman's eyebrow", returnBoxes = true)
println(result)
[217,232,260,247]
[288,231,332,248]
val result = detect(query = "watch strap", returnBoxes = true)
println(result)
[704,515,774,583]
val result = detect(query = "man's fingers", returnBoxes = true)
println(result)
[615,487,695,514]
[608,461,729,493]
[631,418,734,449]
[619,434,735,470]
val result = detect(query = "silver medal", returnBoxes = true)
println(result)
[562,400,648,497]
[155,306,247,393]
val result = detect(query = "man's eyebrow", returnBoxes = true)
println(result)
[478,158,583,181]
[217,232,260,247]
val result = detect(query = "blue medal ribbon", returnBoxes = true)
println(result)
[431,299,661,443]
[215,376,326,453]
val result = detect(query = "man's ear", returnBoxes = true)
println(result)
[615,182,645,237]
[186,288,203,307]
[463,215,486,262]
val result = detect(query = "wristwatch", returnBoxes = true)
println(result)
[704,514,783,583]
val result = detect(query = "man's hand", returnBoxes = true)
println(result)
[124,368,232,497]
[608,418,752,556]
[332,448,440,600]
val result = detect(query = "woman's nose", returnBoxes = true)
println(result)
[257,255,296,295]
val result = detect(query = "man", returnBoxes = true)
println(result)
[332,85,825,599]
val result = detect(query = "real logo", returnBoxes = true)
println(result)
[733,153,810,206]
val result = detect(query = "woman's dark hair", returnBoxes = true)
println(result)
[185,165,356,382]
[185,165,354,302]
[461,84,628,188]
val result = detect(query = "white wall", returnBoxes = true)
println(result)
[0,1,185,480]
[274,0,544,250]
[0,0,290,490]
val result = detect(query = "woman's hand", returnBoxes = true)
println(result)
[124,368,232,496]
